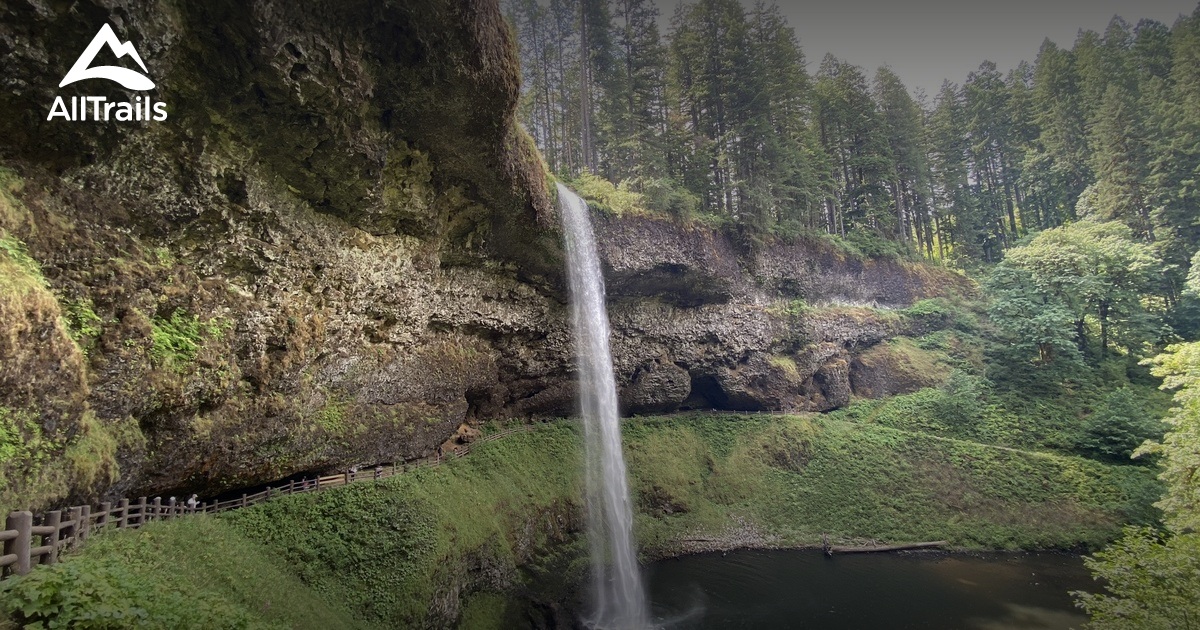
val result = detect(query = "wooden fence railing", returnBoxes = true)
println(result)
[0,423,535,581]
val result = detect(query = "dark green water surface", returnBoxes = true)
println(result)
[644,549,1095,629]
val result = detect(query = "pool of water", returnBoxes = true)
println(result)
[644,549,1096,629]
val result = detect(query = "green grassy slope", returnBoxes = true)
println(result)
[0,414,1160,628]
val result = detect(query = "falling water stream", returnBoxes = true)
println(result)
[558,183,651,629]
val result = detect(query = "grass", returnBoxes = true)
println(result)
[0,232,46,294]
[0,517,360,629]
[625,414,1159,553]
[0,414,1161,628]
[225,421,583,628]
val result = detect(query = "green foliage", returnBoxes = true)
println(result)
[1076,338,1200,625]
[510,0,1200,281]
[1187,251,1200,296]
[841,229,917,261]
[1,410,133,517]
[1138,341,1200,532]
[986,263,1087,386]
[0,562,256,630]
[227,423,582,627]
[60,298,103,351]
[150,310,226,372]
[0,232,46,292]
[16,413,1158,627]
[901,298,979,333]
[0,406,57,479]
[0,517,359,629]
[1075,528,1200,629]
[312,398,347,433]
[831,372,999,443]
[1078,387,1165,462]
[227,484,435,624]
[457,593,518,630]
[569,171,647,217]
[632,177,701,219]
[625,413,1158,552]
[1000,220,1161,358]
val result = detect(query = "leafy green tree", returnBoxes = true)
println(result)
[814,55,891,234]
[1140,341,1200,532]
[1078,338,1200,628]
[667,0,759,217]
[985,262,1085,384]
[1003,220,1161,356]
[746,2,824,232]
[964,61,1020,253]
[1076,527,1200,629]
[1147,7,1200,302]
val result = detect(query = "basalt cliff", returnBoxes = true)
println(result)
[0,0,970,510]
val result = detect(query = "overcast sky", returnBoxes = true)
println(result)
[654,0,1198,100]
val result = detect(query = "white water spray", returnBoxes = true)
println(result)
[558,183,650,629]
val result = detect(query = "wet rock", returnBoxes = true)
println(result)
[621,358,691,414]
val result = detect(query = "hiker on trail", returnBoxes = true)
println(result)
[185,494,199,511]
[349,465,359,481]
[374,465,383,479]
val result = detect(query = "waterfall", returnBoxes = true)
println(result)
[557,183,650,629]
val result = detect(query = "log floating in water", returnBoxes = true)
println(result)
[828,541,947,554]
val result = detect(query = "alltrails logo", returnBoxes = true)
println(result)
[47,23,167,122]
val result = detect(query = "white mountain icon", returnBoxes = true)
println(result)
[59,23,155,91]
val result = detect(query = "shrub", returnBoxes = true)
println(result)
[569,171,646,217]
[1078,388,1165,462]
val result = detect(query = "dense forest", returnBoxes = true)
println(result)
[504,0,1199,269]
[505,0,1200,626]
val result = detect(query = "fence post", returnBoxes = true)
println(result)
[117,499,129,528]
[97,501,110,531]
[241,494,247,509]
[150,497,161,523]
[166,497,176,519]
[43,511,61,565]
[266,486,272,500]
[135,497,147,527]
[5,512,31,576]
[67,507,82,548]
[79,505,90,542]
[344,471,351,485]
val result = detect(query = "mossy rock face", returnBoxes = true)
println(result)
[849,337,952,399]
[0,0,558,504]
[0,0,552,265]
